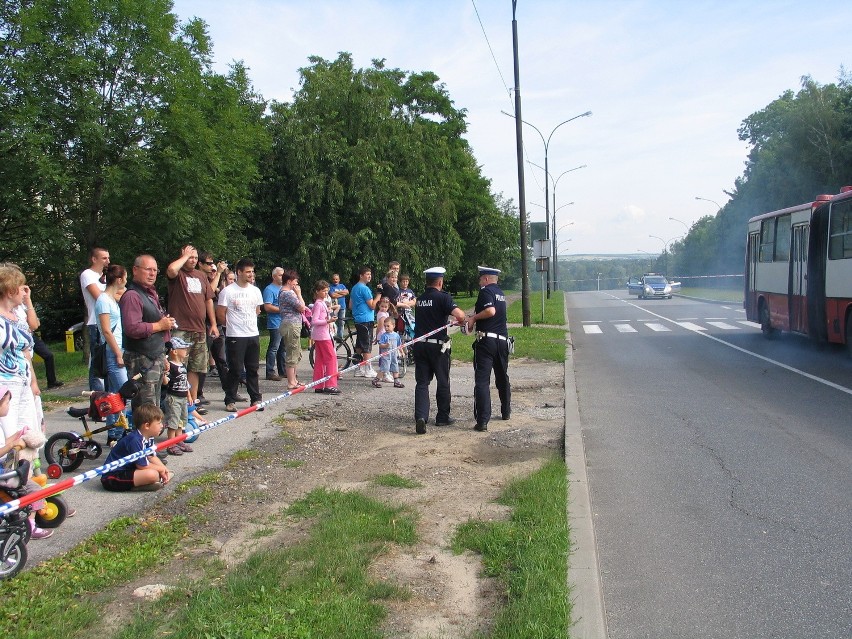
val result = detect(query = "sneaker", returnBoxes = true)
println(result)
[132,481,163,492]
[167,445,184,456]
[225,403,237,412]
[365,368,378,379]
[354,367,366,377]
[177,442,194,453]
[324,387,341,395]
[30,525,54,540]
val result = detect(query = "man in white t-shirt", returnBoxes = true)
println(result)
[215,258,264,412]
[80,246,110,391]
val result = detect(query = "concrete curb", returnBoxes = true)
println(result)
[564,303,608,638]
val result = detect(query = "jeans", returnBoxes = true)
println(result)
[87,324,105,392]
[103,347,129,431]
[224,335,261,404]
[265,328,286,376]
[335,307,346,339]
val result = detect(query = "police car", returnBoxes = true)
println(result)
[627,273,673,299]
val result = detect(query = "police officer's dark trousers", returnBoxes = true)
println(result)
[473,336,510,425]
[413,342,452,423]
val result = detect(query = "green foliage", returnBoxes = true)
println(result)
[372,473,423,489]
[114,488,417,639]
[251,53,518,289]
[0,515,187,636]
[452,457,569,638]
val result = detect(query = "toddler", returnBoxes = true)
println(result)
[162,337,194,456]
[374,317,404,389]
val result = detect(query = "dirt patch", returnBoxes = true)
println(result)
[94,359,566,638]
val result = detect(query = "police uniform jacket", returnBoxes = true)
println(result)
[414,287,458,341]
[474,284,508,336]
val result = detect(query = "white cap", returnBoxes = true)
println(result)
[477,266,501,276]
[423,266,446,276]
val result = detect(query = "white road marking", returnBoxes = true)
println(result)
[677,322,707,331]
[738,321,761,329]
[615,324,638,333]
[602,292,852,396]
[706,321,739,330]
[646,323,670,332]
[583,325,603,334]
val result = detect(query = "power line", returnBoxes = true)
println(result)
[470,0,512,101]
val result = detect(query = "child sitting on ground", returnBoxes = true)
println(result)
[374,317,404,389]
[162,337,194,456]
[100,403,172,492]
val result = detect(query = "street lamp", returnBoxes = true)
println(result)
[649,235,677,276]
[669,216,689,232]
[505,109,592,297]
[695,196,721,210]
[557,221,574,236]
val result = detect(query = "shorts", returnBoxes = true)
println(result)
[172,330,209,373]
[100,466,137,491]
[355,322,374,354]
[279,323,303,367]
[379,352,398,374]
[163,393,188,431]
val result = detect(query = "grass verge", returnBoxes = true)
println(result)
[0,515,188,636]
[114,488,417,639]
[677,287,743,303]
[508,290,564,326]
[451,326,566,364]
[452,457,569,639]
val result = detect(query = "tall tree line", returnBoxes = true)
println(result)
[0,1,518,337]
[671,72,852,276]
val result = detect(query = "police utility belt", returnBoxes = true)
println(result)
[424,337,452,353]
[476,331,515,354]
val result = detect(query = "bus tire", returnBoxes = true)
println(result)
[846,312,852,359]
[760,302,776,340]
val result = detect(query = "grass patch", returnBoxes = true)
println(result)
[115,488,417,639]
[372,473,423,489]
[452,457,569,638]
[173,471,222,494]
[451,326,566,363]
[508,290,564,326]
[0,515,187,636]
[678,287,743,303]
[229,449,262,465]
[282,459,304,468]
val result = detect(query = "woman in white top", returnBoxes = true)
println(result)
[95,264,128,441]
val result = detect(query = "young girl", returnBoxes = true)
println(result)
[374,317,404,389]
[310,280,341,395]
[374,297,394,382]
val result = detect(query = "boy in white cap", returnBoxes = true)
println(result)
[162,336,193,456]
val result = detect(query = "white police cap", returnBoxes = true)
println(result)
[477,266,501,276]
[423,266,446,276]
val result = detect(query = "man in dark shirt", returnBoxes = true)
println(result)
[412,267,466,435]
[465,266,510,431]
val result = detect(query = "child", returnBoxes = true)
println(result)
[100,403,172,491]
[162,337,194,456]
[310,280,341,395]
[374,297,394,381]
[396,274,416,339]
[374,317,404,389]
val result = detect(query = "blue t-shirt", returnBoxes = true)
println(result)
[263,283,282,330]
[350,281,375,324]
[104,429,151,468]
[94,293,123,348]
[329,282,348,308]
[378,331,401,351]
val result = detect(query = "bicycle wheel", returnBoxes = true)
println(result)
[308,343,316,368]
[44,432,86,472]
[335,338,352,370]
[0,534,27,580]
[35,495,68,529]
[397,348,407,378]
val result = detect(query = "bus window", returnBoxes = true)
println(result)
[774,214,791,261]
[828,200,852,260]
[759,218,775,262]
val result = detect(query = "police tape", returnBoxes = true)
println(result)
[0,320,462,517]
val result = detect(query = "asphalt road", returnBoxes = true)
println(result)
[567,290,852,639]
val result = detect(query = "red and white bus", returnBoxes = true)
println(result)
[745,187,852,353]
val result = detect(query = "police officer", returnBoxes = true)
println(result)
[466,266,510,431]
[413,267,466,435]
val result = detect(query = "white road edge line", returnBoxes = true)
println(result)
[608,293,852,396]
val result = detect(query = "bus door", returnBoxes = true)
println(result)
[790,224,809,333]
[745,232,759,320]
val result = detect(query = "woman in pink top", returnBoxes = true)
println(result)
[310,280,341,395]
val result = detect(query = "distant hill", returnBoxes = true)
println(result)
[559,253,660,261]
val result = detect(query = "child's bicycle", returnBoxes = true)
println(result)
[44,378,139,474]
[0,460,33,580]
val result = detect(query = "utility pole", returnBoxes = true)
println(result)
[511,0,530,326]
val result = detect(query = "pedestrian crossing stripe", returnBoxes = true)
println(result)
[578,319,762,334]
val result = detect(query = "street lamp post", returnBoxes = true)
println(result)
[695,196,721,210]
[669,216,689,232]
[649,234,677,276]
[505,110,591,298]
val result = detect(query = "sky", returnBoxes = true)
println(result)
[171,0,851,256]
